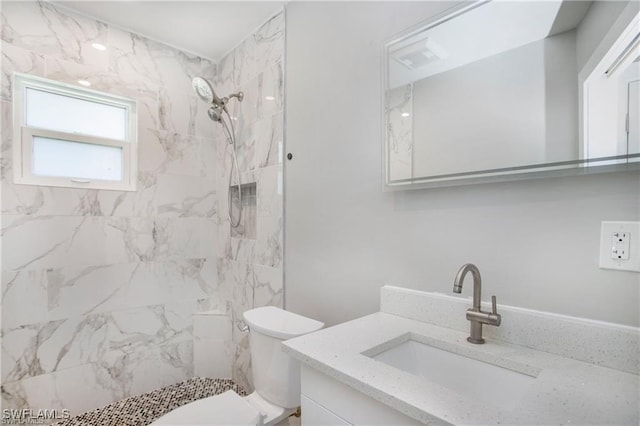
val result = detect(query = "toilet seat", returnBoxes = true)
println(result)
[150,390,262,425]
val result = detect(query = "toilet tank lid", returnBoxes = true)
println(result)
[243,306,324,339]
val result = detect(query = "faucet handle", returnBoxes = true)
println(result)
[491,295,502,326]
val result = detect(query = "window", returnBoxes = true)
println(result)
[12,73,137,191]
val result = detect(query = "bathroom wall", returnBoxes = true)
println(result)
[576,0,629,72]
[285,2,640,327]
[412,30,578,176]
[1,1,220,415]
[212,11,285,391]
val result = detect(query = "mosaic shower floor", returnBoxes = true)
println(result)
[50,377,246,426]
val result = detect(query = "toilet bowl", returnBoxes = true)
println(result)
[151,306,323,426]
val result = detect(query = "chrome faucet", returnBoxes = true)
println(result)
[453,264,501,344]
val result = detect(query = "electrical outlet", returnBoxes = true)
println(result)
[600,222,640,272]
[611,232,630,260]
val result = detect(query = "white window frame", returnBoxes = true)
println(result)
[12,73,138,191]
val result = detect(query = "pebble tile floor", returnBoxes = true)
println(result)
[50,378,246,426]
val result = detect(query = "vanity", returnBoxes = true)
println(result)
[282,286,640,425]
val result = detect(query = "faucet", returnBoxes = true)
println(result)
[452,263,501,344]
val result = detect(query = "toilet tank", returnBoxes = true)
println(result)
[243,306,323,408]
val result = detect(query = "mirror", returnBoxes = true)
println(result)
[384,0,640,188]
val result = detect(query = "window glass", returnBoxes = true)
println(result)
[25,88,127,140]
[14,73,137,190]
[32,136,123,181]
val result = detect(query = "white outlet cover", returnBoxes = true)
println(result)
[610,232,630,260]
[599,221,640,272]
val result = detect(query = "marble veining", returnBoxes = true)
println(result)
[1,1,285,416]
[387,84,413,181]
[1,43,45,101]
[212,10,285,391]
[0,1,108,68]
[0,0,220,416]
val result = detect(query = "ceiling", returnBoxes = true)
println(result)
[53,1,285,61]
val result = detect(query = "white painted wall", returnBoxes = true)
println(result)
[412,37,546,176]
[284,2,640,327]
[576,0,629,73]
[576,0,639,161]
[411,31,578,177]
[586,60,640,159]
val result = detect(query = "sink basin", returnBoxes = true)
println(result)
[365,335,538,409]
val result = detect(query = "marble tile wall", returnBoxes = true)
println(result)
[1,1,221,415]
[213,11,285,391]
[193,310,232,379]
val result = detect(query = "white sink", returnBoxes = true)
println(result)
[367,335,538,410]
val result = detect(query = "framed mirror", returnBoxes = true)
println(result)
[383,0,640,189]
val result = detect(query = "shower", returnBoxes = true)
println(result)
[192,76,244,228]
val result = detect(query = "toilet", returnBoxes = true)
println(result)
[151,306,324,426]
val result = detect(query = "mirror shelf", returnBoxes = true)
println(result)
[385,155,640,190]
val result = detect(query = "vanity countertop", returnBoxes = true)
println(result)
[282,311,639,425]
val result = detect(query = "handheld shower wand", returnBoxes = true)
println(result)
[192,76,244,228]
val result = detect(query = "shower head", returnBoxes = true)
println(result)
[208,105,223,122]
[192,76,245,110]
[192,76,221,105]
[193,76,244,125]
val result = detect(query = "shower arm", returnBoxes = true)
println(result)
[215,92,244,111]
[226,92,244,103]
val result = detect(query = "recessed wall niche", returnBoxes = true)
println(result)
[230,182,257,239]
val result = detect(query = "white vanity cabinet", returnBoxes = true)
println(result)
[300,365,421,426]
[284,287,640,425]
[301,396,351,426]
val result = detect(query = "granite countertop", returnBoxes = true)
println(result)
[282,312,639,425]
